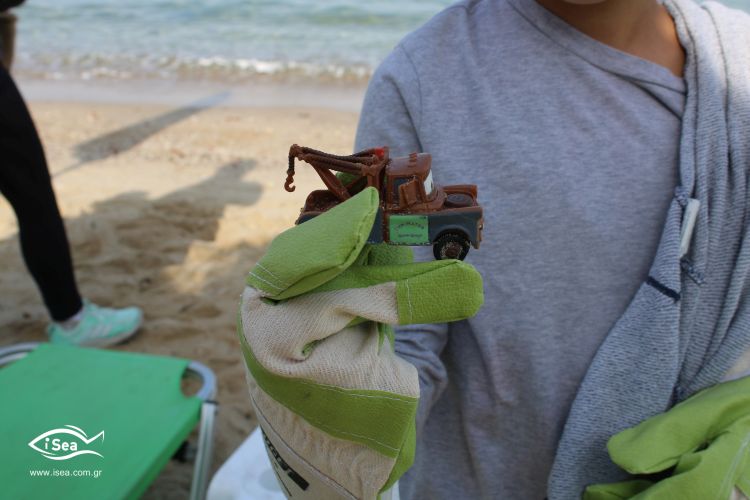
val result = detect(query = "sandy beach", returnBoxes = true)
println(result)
[0,80,363,499]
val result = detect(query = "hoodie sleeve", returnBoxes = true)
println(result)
[354,44,450,434]
[355,44,423,157]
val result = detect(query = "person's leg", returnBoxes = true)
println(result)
[0,63,83,321]
[0,65,142,346]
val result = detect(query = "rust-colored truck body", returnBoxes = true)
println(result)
[285,145,483,260]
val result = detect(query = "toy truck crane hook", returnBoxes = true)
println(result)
[284,144,484,261]
[285,144,388,199]
[284,157,296,192]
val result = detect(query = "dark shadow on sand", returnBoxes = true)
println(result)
[54,91,230,177]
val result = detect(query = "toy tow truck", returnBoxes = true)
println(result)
[284,144,483,260]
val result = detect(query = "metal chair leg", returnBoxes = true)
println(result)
[189,401,218,500]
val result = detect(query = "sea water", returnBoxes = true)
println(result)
[12,0,452,83]
[11,0,750,84]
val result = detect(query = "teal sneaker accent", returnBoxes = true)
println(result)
[47,301,143,347]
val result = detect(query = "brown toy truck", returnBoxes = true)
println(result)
[284,144,483,260]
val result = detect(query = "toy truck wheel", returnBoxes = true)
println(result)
[433,232,471,261]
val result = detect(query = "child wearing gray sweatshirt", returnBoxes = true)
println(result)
[355,0,750,498]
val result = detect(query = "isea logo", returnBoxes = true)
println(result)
[28,425,105,460]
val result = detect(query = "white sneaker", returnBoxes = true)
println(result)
[47,300,143,347]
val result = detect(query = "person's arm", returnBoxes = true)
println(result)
[0,0,24,10]
[355,44,449,433]
[0,0,22,71]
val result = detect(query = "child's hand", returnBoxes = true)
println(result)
[238,187,483,499]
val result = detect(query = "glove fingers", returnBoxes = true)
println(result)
[608,377,750,474]
[623,428,750,500]
[243,257,483,362]
[584,479,654,500]
[247,188,379,300]
[394,259,483,324]
[316,259,483,325]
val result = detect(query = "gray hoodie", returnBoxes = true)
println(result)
[354,0,750,498]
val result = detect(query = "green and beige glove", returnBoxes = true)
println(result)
[584,375,750,500]
[238,187,483,500]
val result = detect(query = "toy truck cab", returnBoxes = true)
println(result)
[286,145,483,261]
[378,152,483,260]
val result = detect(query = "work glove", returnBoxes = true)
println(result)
[238,187,483,500]
[584,375,750,500]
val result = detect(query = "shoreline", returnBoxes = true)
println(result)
[15,77,368,112]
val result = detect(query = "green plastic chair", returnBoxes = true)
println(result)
[0,342,217,500]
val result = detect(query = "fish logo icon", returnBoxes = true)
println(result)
[28,425,105,461]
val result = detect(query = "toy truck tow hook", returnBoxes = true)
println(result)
[285,144,483,261]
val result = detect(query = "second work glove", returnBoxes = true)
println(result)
[584,375,750,500]
[238,187,483,500]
